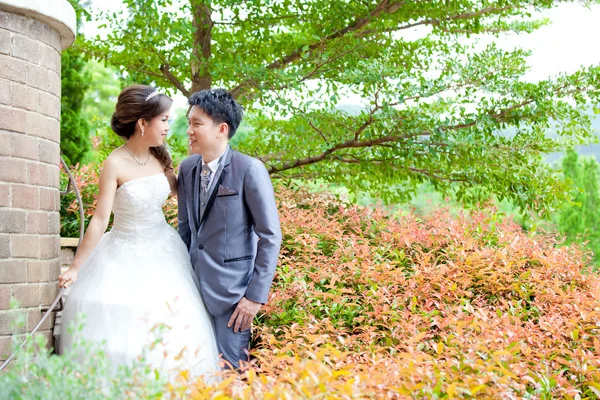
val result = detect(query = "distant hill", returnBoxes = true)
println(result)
[545,107,600,165]
[336,103,365,116]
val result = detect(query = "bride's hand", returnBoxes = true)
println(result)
[58,267,78,288]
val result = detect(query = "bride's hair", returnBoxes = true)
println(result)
[111,84,174,172]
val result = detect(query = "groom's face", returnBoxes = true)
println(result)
[187,106,226,155]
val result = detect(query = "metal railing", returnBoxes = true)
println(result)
[0,155,85,372]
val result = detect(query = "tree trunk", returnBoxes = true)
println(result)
[190,0,213,94]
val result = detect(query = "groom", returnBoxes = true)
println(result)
[177,88,282,370]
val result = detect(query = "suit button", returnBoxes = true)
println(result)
[198,244,204,250]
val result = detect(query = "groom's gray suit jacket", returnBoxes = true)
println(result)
[177,147,282,316]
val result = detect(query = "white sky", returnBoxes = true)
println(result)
[85,1,600,110]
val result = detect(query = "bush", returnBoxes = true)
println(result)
[0,308,167,400]
[53,174,600,398]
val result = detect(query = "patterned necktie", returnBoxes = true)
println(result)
[201,163,212,194]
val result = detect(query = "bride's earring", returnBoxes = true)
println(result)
[138,119,145,137]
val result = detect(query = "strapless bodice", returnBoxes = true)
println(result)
[112,173,171,235]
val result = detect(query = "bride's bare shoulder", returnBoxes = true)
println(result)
[103,147,128,166]
[100,148,128,178]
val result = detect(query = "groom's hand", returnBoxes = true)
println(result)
[228,297,261,333]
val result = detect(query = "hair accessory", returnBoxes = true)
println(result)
[145,89,159,102]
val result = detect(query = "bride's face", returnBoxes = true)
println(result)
[144,112,170,146]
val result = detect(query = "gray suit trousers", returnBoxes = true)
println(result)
[212,308,251,370]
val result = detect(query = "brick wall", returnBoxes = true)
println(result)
[0,10,63,359]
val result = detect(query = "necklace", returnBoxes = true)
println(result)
[124,143,150,166]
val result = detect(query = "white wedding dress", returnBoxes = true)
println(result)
[59,173,220,381]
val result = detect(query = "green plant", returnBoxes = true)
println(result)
[75,0,600,216]
[0,306,166,400]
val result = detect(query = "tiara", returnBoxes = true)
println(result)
[145,89,159,101]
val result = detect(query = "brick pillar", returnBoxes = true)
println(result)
[0,0,75,360]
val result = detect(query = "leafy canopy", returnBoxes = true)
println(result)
[77,0,600,215]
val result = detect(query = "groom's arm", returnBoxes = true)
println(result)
[177,164,192,250]
[243,159,282,304]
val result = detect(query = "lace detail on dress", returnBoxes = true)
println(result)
[110,173,178,257]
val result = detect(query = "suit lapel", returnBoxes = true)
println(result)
[191,156,202,228]
[199,146,233,228]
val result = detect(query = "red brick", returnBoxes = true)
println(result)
[11,133,39,160]
[0,29,10,55]
[40,282,57,306]
[0,183,9,207]
[0,11,29,36]
[26,20,50,50]
[0,157,26,183]
[47,164,59,188]
[0,334,13,359]
[27,306,54,331]
[48,212,60,234]
[26,112,49,139]
[11,82,39,112]
[0,235,10,258]
[46,30,61,52]
[26,63,47,92]
[0,54,27,84]
[0,208,26,233]
[12,284,39,307]
[48,258,60,280]
[39,140,59,165]
[39,92,59,119]
[0,78,10,105]
[47,118,59,143]
[12,184,38,210]
[11,34,40,64]
[40,45,59,73]
[0,104,26,133]
[40,236,58,259]
[0,259,26,283]
[0,130,11,156]
[47,70,60,96]
[0,285,10,309]
[27,260,49,282]
[0,310,26,335]
[39,187,56,211]
[11,234,40,258]
[26,161,47,185]
[26,211,49,234]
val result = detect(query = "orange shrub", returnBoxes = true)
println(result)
[237,187,600,399]
[60,170,600,398]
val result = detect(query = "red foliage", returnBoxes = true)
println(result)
[248,187,600,398]
[60,169,600,397]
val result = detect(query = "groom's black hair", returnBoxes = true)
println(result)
[188,88,244,139]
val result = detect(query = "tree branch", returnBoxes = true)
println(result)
[265,87,563,175]
[146,46,191,97]
[230,0,405,99]
[159,64,190,97]
[230,4,520,101]
[334,154,468,182]
[267,134,409,174]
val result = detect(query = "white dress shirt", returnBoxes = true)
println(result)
[202,147,227,190]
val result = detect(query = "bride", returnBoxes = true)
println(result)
[58,84,220,380]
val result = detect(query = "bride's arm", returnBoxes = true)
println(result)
[58,159,119,288]
[166,169,177,196]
